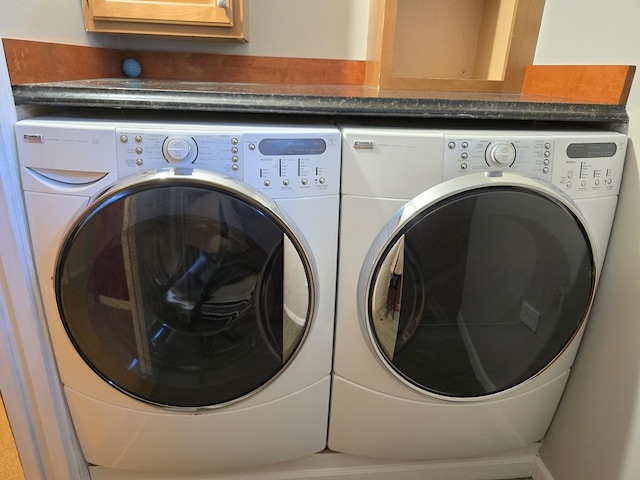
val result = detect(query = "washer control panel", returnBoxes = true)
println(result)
[116,126,341,198]
[443,132,627,199]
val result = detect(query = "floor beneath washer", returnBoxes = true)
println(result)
[0,393,26,480]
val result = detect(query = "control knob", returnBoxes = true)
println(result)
[486,141,516,167]
[163,137,194,163]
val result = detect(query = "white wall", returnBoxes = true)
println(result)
[534,2,640,479]
[0,0,370,59]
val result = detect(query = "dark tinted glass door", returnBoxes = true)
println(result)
[56,176,313,408]
[366,186,594,398]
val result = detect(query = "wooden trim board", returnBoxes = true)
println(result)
[3,39,122,84]
[522,65,636,105]
[2,38,366,86]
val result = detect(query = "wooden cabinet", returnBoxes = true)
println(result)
[82,0,247,40]
[367,0,544,92]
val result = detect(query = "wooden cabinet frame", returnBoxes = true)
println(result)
[367,0,544,92]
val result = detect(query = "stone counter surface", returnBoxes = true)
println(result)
[12,79,629,127]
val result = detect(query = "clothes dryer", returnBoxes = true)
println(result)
[329,125,627,460]
[15,112,340,474]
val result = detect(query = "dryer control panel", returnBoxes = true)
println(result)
[443,132,627,199]
[443,135,554,182]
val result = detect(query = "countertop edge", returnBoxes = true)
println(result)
[11,82,630,125]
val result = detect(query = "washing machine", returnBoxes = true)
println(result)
[328,124,627,460]
[15,111,340,474]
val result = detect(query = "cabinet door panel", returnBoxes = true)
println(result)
[82,0,247,39]
[89,0,233,27]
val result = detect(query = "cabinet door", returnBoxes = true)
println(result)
[89,0,231,26]
[83,0,247,40]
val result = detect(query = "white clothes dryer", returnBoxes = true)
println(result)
[329,125,627,460]
[15,111,340,474]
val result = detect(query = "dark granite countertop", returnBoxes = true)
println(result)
[12,78,629,127]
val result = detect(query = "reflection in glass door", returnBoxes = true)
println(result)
[57,178,313,408]
[366,187,594,398]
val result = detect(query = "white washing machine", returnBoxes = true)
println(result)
[329,125,627,460]
[15,111,340,475]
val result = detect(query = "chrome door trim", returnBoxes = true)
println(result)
[54,167,318,410]
[357,171,597,402]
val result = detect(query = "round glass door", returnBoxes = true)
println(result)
[364,184,595,398]
[56,171,314,408]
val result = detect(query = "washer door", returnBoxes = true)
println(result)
[360,173,596,399]
[55,169,315,409]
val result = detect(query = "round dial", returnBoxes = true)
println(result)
[163,137,194,163]
[486,141,516,167]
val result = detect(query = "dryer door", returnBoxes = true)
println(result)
[360,173,596,399]
[55,169,316,409]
